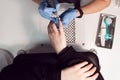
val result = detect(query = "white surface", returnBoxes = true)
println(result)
[0,0,120,80]
[0,0,50,56]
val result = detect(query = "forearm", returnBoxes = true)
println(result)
[81,0,111,14]
[76,0,111,16]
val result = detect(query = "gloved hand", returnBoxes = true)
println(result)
[60,8,77,28]
[38,0,60,27]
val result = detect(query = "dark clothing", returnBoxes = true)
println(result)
[0,46,104,80]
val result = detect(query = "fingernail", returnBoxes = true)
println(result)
[94,67,96,70]
[84,61,88,64]
[90,64,93,66]
[58,18,61,21]
[96,73,99,76]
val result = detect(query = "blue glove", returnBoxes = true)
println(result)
[60,8,77,28]
[38,0,60,27]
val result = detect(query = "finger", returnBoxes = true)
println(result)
[48,27,51,34]
[59,18,64,32]
[80,64,93,73]
[73,62,88,70]
[51,22,58,33]
[84,67,96,77]
[86,73,99,80]
[48,21,53,33]
[49,21,55,33]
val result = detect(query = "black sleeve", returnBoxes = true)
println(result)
[57,46,104,80]
[58,46,99,67]
[58,46,75,63]
[57,46,79,69]
[0,53,61,80]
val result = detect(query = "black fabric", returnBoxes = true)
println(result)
[0,54,61,80]
[83,52,100,70]
[58,46,104,80]
[0,46,104,80]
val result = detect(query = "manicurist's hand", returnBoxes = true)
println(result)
[59,8,78,27]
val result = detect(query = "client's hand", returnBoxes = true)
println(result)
[61,62,99,80]
[48,19,67,54]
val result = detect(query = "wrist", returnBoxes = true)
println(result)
[76,9,81,17]
[55,45,67,54]
[75,8,84,18]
